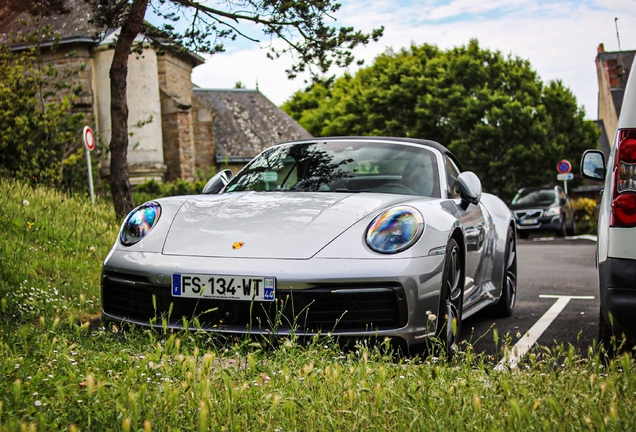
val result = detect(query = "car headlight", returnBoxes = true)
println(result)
[119,202,162,246]
[366,206,424,254]
[544,206,561,217]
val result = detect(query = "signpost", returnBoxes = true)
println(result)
[556,159,572,194]
[83,126,95,204]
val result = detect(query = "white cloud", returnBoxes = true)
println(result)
[191,0,636,119]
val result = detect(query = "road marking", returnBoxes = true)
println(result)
[495,295,595,371]
[538,295,595,300]
[530,235,597,242]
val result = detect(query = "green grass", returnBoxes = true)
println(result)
[1,177,635,431]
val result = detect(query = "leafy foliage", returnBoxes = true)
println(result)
[0,23,90,193]
[133,0,384,80]
[572,197,598,234]
[132,177,208,204]
[282,41,599,199]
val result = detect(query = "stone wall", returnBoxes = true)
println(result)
[38,43,94,114]
[157,53,197,181]
[597,56,618,143]
[192,97,216,178]
[93,46,166,184]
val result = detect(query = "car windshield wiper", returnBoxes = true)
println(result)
[333,188,363,193]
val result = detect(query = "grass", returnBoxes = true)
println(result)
[1,177,635,431]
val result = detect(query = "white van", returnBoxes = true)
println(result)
[581,56,636,349]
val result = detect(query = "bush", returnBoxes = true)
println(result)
[0,23,91,195]
[133,178,209,204]
[572,197,598,234]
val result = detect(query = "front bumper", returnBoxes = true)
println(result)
[599,257,636,340]
[515,216,563,232]
[101,251,446,346]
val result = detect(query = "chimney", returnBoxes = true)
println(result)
[598,43,605,54]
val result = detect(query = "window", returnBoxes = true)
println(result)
[445,155,461,199]
[225,141,441,197]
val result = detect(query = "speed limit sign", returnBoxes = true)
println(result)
[83,126,95,152]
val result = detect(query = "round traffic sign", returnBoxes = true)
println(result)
[83,126,95,151]
[557,159,572,174]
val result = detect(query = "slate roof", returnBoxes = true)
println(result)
[0,0,204,66]
[0,0,102,46]
[193,88,312,161]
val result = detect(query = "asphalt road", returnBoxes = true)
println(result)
[460,236,598,358]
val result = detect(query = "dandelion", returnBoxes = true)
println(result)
[22,200,29,206]
[34,400,42,407]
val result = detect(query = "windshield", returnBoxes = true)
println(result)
[511,189,557,206]
[224,141,440,198]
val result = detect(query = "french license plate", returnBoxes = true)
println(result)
[171,273,275,301]
[521,218,539,225]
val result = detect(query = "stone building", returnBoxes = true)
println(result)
[0,1,310,184]
[572,44,636,202]
[193,88,312,174]
[595,43,636,158]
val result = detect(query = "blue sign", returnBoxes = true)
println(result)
[557,159,572,174]
[172,274,181,296]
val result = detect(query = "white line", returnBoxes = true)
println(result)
[572,234,598,242]
[495,295,594,371]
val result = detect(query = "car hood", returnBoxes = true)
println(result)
[162,192,405,259]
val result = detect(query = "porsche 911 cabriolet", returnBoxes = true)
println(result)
[101,137,517,352]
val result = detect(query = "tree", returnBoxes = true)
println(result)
[85,0,383,219]
[0,18,88,191]
[282,40,599,199]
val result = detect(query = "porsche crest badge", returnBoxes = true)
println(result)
[232,242,245,250]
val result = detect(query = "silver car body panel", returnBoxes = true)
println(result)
[103,138,514,345]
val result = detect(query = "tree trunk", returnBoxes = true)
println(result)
[108,0,149,219]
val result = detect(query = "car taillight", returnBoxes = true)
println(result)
[611,129,636,227]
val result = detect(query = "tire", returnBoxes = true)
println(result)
[436,238,463,356]
[519,230,529,240]
[492,228,517,317]
[567,217,577,236]
[556,217,566,237]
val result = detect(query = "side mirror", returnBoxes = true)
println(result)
[202,169,233,194]
[456,171,482,209]
[581,150,606,181]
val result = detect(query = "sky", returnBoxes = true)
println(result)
[189,0,636,119]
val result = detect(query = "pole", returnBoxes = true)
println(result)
[86,147,95,204]
[563,180,568,195]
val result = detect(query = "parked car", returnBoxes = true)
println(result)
[101,137,517,353]
[581,56,636,349]
[510,185,576,239]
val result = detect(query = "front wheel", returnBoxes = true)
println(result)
[567,217,577,236]
[492,228,517,317]
[436,238,463,356]
[556,217,566,237]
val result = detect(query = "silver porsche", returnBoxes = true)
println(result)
[101,137,517,352]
